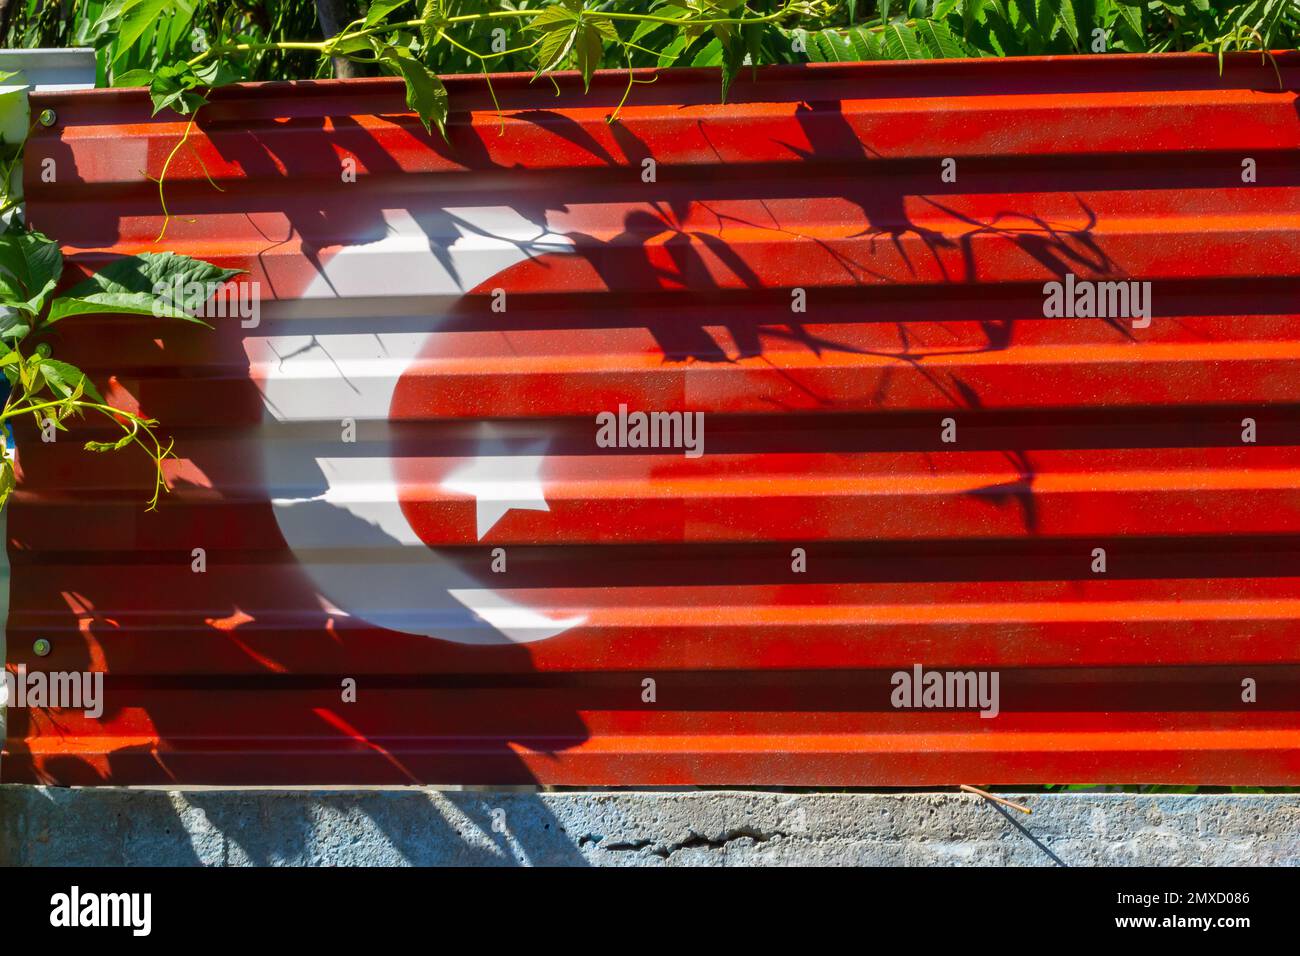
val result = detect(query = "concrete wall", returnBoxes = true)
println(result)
[2,788,1298,866]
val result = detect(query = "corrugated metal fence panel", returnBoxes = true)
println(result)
[5,53,1300,785]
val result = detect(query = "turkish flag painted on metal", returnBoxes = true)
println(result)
[4,54,1300,785]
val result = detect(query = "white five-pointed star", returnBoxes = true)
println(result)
[440,426,551,539]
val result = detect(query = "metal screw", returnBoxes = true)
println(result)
[33,638,50,657]
[37,108,56,128]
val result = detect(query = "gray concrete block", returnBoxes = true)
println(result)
[2,787,1297,866]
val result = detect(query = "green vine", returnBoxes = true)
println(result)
[0,221,239,512]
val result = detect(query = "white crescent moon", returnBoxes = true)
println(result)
[244,207,586,644]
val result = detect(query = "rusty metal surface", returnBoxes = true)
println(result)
[5,53,1300,785]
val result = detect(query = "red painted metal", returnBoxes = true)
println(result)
[5,53,1300,785]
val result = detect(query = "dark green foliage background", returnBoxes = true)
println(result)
[2,1,1296,86]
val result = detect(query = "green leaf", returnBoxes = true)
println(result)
[147,62,208,116]
[420,0,448,50]
[590,17,619,42]
[0,314,30,343]
[0,229,62,317]
[720,28,751,101]
[50,252,241,324]
[529,3,582,35]
[385,52,450,138]
[1040,0,1080,48]
[111,68,154,88]
[331,33,382,57]
[62,251,239,299]
[38,358,105,404]
[655,31,691,67]
[977,1,1019,54]
[743,20,763,74]
[366,0,411,26]
[882,21,926,58]
[574,21,613,91]
[111,0,172,66]
[847,26,884,59]
[46,291,200,324]
[915,18,970,56]
[1115,0,1144,39]
[692,36,725,65]
[632,5,688,44]
[0,458,15,512]
[532,7,581,76]
[811,30,855,61]
[193,58,242,88]
[149,84,207,116]
[537,3,580,24]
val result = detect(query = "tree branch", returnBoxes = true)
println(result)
[315,0,360,78]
